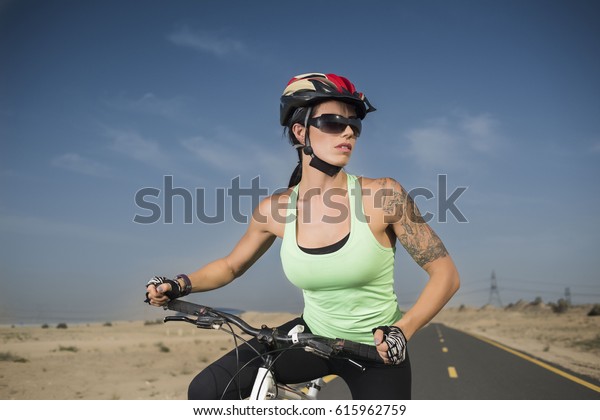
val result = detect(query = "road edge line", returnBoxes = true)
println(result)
[463,329,600,394]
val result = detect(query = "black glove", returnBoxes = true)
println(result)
[372,325,407,365]
[144,276,182,303]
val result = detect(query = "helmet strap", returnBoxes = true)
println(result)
[301,106,342,177]
[308,154,343,176]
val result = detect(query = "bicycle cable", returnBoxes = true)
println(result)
[220,345,307,400]
[221,321,244,400]
[217,324,266,361]
[254,344,295,400]
[217,321,268,400]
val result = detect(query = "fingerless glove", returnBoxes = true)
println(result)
[372,325,407,365]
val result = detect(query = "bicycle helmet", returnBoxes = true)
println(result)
[280,73,376,126]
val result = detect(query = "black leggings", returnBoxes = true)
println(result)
[188,317,411,400]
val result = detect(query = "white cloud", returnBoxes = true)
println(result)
[405,124,459,167]
[167,26,245,57]
[181,127,290,182]
[51,153,113,178]
[107,128,167,168]
[181,135,244,171]
[404,112,502,169]
[108,92,194,123]
[460,113,498,153]
[102,125,288,185]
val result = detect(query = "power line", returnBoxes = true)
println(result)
[498,286,600,297]
[500,278,600,288]
[457,288,489,296]
[460,277,599,290]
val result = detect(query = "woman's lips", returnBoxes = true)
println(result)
[335,143,352,151]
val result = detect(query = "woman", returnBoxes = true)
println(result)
[145,73,460,399]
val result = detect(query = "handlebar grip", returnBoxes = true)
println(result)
[167,299,205,316]
[342,340,384,364]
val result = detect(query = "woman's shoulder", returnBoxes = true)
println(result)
[251,187,294,229]
[261,186,294,209]
[357,175,405,195]
[355,175,408,225]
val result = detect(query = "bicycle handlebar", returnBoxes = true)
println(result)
[165,299,383,365]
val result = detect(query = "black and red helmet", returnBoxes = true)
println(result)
[280,73,376,126]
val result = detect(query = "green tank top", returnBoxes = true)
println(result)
[280,173,402,345]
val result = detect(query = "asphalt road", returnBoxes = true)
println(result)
[319,323,600,400]
[410,323,600,399]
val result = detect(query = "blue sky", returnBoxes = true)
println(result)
[1,0,599,323]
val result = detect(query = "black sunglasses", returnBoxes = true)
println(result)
[307,114,362,137]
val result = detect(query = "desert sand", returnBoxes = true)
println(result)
[0,311,296,400]
[1,304,598,399]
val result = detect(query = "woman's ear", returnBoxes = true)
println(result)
[291,123,305,145]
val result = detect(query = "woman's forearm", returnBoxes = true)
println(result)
[186,258,238,293]
[395,257,460,340]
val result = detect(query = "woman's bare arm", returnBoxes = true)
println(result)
[379,178,460,340]
[146,196,278,305]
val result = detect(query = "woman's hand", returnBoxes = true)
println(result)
[144,276,181,307]
[372,325,407,365]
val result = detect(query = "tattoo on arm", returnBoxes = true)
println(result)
[400,229,449,267]
[379,178,405,222]
[381,179,448,267]
[382,190,401,216]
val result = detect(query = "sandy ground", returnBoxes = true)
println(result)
[0,311,297,400]
[1,303,599,399]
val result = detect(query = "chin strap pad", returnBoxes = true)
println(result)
[309,154,342,176]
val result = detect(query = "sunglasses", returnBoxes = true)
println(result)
[307,114,362,137]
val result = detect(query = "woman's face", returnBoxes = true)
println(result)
[296,100,359,168]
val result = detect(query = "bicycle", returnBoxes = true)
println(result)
[163,299,384,400]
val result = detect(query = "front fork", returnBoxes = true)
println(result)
[248,355,324,400]
[249,365,277,400]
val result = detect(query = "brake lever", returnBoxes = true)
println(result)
[163,315,196,324]
[303,338,366,371]
[200,316,225,329]
[163,315,223,329]
[304,339,335,359]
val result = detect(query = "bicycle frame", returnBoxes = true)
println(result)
[248,356,326,400]
[250,367,318,400]
[250,366,277,400]
[251,370,327,400]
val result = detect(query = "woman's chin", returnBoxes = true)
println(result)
[322,154,352,167]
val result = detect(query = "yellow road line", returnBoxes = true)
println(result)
[467,331,600,393]
[442,347,448,353]
[440,338,445,343]
[448,366,458,378]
